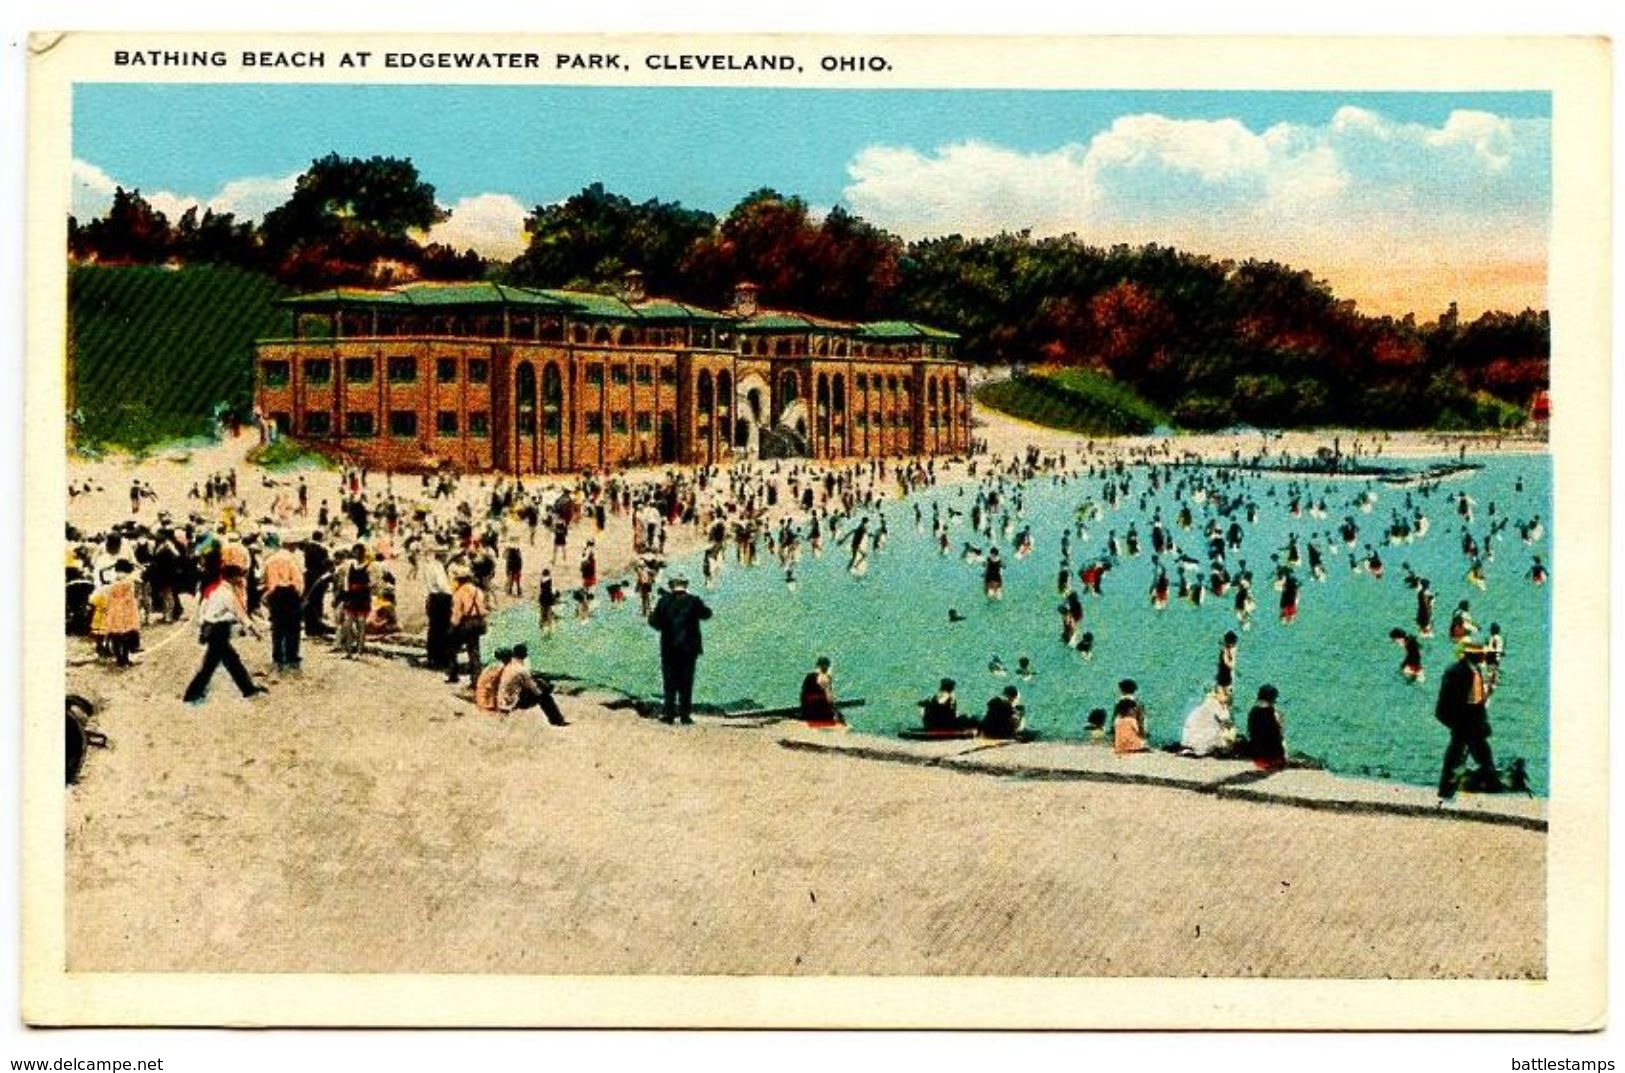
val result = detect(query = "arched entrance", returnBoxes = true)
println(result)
[541,362,563,471]
[514,361,537,474]
[696,370,715,465]
[735,372,770,457]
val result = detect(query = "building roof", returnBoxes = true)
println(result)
[276,283,956,341]
[734,310,859,334]
[859,320,961,341]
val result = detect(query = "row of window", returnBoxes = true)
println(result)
[264,357,702,390]
[304,410,491,438]
[583,364,674,387]
[263,357,494,388]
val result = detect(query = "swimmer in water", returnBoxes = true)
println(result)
[1527,555,1548,584]
[1076,631,1095,660]
[1017,657,1036,681]
[1389,627,1425,683]
[948,607,967,623]
[988,656,1007,677]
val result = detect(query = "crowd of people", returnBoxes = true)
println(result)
[65,426,1544,800]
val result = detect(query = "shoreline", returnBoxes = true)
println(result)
[61,415,1548,977]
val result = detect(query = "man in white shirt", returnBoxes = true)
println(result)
[422,548,453,670]
[183,564,267,703]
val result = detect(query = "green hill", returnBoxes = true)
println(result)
[69,264,292,450]
[976,368,1170,436]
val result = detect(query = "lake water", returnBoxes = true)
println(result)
[493,453,1551,794]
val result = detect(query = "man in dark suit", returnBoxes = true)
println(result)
[648,574,712,724]
[1435,645,1504,799]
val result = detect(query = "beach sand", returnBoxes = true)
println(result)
[61,417,1546,978]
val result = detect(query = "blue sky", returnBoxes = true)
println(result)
[71,84,1552,316]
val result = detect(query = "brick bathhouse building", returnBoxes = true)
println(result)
[254,276,971,475]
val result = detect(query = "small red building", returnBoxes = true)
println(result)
[254,279,971,474]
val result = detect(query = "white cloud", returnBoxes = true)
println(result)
[70,159,119,220]
[423,193,530,260]
[841,107,1550,313]
[71,159,299,224]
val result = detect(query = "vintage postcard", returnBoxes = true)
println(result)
[21,32,1610,1028]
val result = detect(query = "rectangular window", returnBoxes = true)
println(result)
[856,413,868,429]
[635,365,653,385]
[387,356,418,383]
[658,366,676,385]
[611,412,628,434]
[468,411,489,438]
[611,364,630,386]
[855,373,868,391]
[262,361,290,387]
[585,412,604,435]
[544,411,561,435]
[271,412,292,434]
[585,365,604,387]
[344,358,374,383]
[345,412,374,437]
[305,411,332,436]
[304,359,332,385]
[390,410,418,437]
[436,410,459,436]
[436,357,458,382]
[635,412,653,433]
[467,359,489,384]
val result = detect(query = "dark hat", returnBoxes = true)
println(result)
[1002,685,1020,698]
[493,646,513,662]
[1258,684,1280,702]
[939,677,956,691]
[1118,678,1137,694]
[511,643,528,660]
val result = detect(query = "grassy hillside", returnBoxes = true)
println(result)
[976,368,1171,436]
[69,264,292,451]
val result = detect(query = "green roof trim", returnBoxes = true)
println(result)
[279,287,411,307]
[631,298,732,322]
[859,320,961,341]
[275,285,956,341]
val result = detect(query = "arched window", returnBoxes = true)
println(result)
[594,326,612,345]
[697,370,714,415]
[515,362,537,436]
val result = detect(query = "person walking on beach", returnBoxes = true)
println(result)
[648,574,711,725]
[183,564,267,704]
[1435,644,1504,800]
[335,543,373,659]
[260,531,304,670]
[445,565,489,685]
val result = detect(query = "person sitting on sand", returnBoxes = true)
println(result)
[1112,679,1149,755]
[1085,707,1109,743]
[980,684,1025,740]
[473,646,511,713]
[497,643,569,726]
[799,656,842,724]
[921,678,974,732]
[1180,687,1236,758]
[1246,684,1287,771]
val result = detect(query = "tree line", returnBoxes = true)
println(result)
[69,153,1548,430]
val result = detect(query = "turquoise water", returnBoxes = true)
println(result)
[494,454,1551,794]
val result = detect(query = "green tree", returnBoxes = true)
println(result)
[259,153,448,287]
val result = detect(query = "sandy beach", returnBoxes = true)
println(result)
[62,416,1547,978]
